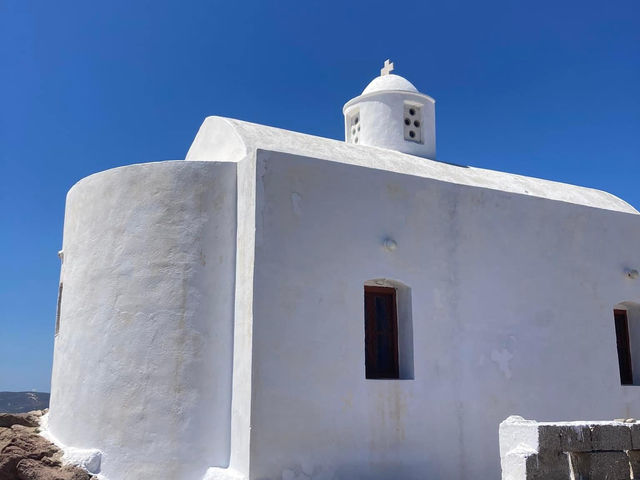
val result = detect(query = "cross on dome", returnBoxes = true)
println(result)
[380,59,394,76]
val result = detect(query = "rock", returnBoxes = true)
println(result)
[629,450,640,479]
[631,423,640,449]
[590,423,632,451]
[0,452,22,480]
[0,413,40,428]
[16,458,93,480]
[0,428,14,453]
[0,412,94,480]
[559,424,592,452]
[4,429,59,460]
[570,451,631,480]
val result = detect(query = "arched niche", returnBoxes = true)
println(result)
[613,301,640,385]
[364,278,414,380]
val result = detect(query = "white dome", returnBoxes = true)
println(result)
[362,74,418,95]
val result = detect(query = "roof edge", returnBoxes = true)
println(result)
[186,117,248,163]
[184,116,638,215]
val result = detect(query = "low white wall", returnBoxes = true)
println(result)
[48,161,237,480]
[249,151,640,480]
[499,415,640,480]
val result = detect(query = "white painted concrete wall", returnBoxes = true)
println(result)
[49,117,640,480]
[248,150,640,480]
[48,161,237,480]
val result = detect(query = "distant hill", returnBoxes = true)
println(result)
[0,392,50,413]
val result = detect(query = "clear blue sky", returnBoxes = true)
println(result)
[1,0,638,392]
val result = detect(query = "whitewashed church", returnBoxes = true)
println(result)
[46,61,640,480]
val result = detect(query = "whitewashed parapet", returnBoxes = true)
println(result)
[500,415,640,480]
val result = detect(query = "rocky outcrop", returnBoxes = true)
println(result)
[0,410,94,480]
[0,412,42,429]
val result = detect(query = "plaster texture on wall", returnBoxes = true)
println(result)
[48,161,237,480]
[247,149,640,480]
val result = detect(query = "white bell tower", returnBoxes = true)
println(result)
[343,60,436,159]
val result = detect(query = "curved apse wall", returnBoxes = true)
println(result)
[48,160,236,480]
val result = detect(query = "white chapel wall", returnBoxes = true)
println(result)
[248,150,640,480]
[48,160,237,480]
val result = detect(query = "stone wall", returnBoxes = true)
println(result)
[500,415,640,479]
